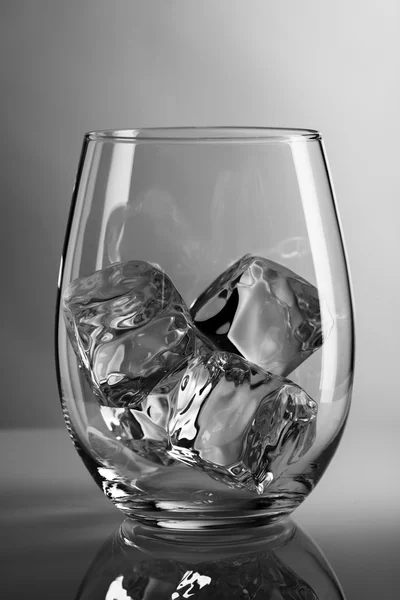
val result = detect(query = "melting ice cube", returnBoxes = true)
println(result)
[62,260,195,407]
[168,352,317,494]
[191,254,330,377]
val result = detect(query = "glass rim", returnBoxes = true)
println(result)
[85,127,322,144]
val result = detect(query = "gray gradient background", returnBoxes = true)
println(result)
[2,0,399,429]
[1,2,399,598]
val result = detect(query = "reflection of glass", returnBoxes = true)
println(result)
[75,519,345,599]
[56,128,354,529]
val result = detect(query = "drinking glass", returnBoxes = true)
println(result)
[56,128,354,531]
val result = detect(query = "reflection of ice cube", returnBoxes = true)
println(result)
[62,260,195,407]
[168,352,317,494]
[113,540,318,600]
[191,254,330,377]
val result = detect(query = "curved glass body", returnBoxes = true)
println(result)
[56,128,354,530]
[76,519,345,599]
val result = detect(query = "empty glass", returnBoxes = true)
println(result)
[56,128,354,530]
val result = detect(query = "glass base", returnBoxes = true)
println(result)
[119,516,296,556]
[80,439,311,531]
[107,495,304,532]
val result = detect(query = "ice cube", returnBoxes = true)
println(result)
[99,406,172,467]
[168,352,317,494]
[98,369,181,466]
[62,260,195,408]
[190,254,329,377]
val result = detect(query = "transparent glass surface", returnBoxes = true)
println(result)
[56,127,354,530]
[76,519,345,599]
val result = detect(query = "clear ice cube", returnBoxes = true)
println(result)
[97,370,181,467]
[168,352,317,494]
[62,260,195,408]
[190,254,329,377]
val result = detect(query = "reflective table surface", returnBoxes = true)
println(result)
[1,416,398,598]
